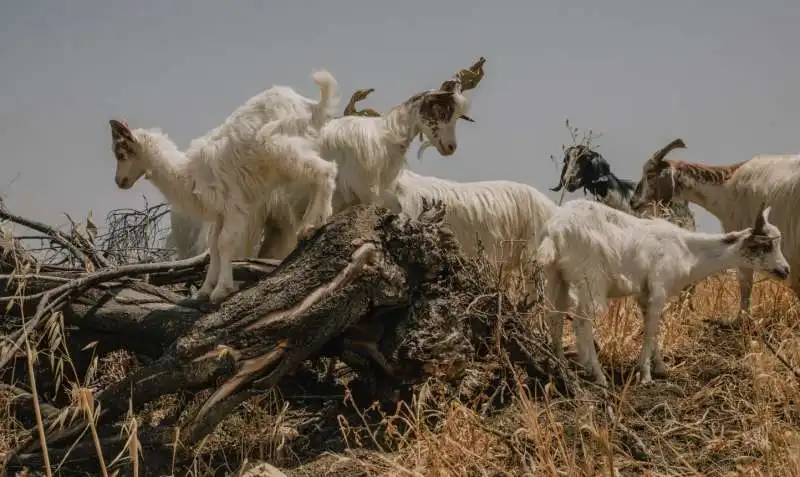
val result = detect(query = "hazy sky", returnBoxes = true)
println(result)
[2,1,800,232]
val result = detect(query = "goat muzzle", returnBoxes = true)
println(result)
[772,265,790,280]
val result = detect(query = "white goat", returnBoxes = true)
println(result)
[161,70,342,261]
[394,169,557,287]
[319,82,473,213]
[630,149,800,325]
[110,70,339,303]
[536,199,789,386]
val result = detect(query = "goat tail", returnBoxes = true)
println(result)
[311,69,339,130]
[535,235,558,267]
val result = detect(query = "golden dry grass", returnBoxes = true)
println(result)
[310,271,798,477]
[2,271,799,476]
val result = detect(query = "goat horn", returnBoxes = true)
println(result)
[652,138,686,163]
[753,202,767,233]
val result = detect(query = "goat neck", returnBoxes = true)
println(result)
[380,98,425,155]
[679,230,744,284]
[135,130,200,213]
[672,162,744,219]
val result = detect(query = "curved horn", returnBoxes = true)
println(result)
[753,202,767,234]
[652,138,686,163]
[454,56,486,92]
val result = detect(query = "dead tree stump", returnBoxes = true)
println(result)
[3,202,576,476]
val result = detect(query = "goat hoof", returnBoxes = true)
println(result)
[639,375,654,386]
[196,288,212,301]
[298,225,317,241]
[209,285,237,304]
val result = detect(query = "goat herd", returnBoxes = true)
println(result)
[108,58,798,387]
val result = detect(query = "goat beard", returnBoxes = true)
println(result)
[417,140,433,161]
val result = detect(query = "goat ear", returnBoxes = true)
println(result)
[109,119,134,141]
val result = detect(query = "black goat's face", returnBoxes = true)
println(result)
[551,146,608,193]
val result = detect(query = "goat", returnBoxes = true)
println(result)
[110,70,339,304]
[536,199,789,386]
[341,57,485,164]
[319,80,474,213]
[630,147,800,325]
[394,169,557,293]
[550,140,698,310]
[163,70,343,262]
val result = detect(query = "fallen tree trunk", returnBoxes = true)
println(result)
[3,202,579,476]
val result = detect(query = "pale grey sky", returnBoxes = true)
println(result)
[2,1,799,232]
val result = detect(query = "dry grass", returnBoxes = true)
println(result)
[2,269,799,476]
[313,271,798,477]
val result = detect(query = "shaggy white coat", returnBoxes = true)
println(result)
[163,72,338,262]
[536,199,789,386]
[112,71,339,303]
[394,170,557,271]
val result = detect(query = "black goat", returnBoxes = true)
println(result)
[551,145,639,211]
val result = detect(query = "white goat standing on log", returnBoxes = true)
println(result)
[536,199,789,386]
[630,146,800,325]
[110,70,339,303]
[319,78,474,213]
[164,70,341,261]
